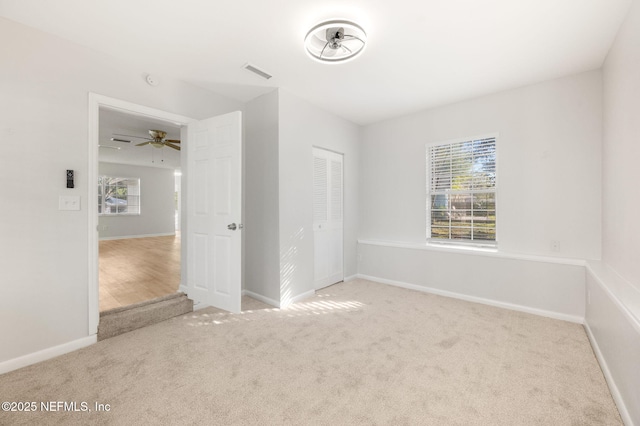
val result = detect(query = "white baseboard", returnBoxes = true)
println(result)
[281,289,316,308]
[192,302,211,311]
[584,322,633,426]
[243,290,280,308]
[99,232,175,241]
[343,274,358,282]
[357,274,584,324]
[0,335,97,376]
[290,289,315,304]
[179,284,188,294]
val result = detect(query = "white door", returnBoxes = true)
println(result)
[186,111,242,313]
[313,147,344,289]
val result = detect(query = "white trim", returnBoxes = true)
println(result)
[357,273,584,324]
[243,290,280,308]
[586,261,640,335]
[584,322,633,426]
[358,239,586,267]
[99,232,175,241]
[192,302,211,311]
[88,94,99,336]
[343,274,358,282]
[179,284,188,294]
[0,335,97,375]
[88,93,196,336]
[282,289,316,308]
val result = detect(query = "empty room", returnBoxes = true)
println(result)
[0,0,639,425]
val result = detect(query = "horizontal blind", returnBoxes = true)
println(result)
[430,137,496,193]
[427,137,496,243]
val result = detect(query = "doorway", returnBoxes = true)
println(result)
[88,94,194,335]
[97,107,183,312]
[312,147,344,290]
[88,94,244,335]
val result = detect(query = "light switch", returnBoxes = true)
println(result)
[59,195,81,211]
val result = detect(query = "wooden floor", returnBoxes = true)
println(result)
[99,235,181,312]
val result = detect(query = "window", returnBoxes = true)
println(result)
[98,176,140,215]
[427,136,496,245]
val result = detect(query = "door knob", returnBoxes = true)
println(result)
[227,223,237,231]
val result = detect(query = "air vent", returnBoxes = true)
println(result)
[243,63,273,80]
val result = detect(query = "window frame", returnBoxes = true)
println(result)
[425,134,498,248]
[98,175,141,216]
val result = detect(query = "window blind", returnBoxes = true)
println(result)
[427,137,496,243]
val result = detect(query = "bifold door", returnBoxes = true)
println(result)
[313,147,344,289]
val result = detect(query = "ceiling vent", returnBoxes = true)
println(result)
[243,63,273,80]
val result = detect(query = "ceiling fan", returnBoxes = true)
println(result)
[113,130,181,151]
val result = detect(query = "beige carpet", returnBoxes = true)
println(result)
[0,280,621,425]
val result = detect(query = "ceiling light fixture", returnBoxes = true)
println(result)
[304,20,367,63]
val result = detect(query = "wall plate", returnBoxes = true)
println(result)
[59,195,81,211]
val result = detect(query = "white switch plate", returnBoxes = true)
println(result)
[59,195,81,211]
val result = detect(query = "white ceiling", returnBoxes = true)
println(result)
[0,0,631,125]
[99,108,181,170]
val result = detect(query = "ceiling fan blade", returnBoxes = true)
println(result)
[165,143,181,151]
[319,40,331,59]
[165,139,181,143]
[135,141,151,147]
[343,34,365,44]
[110,138,131,143]
[114,133,152,140]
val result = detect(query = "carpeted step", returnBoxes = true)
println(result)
[98,293,193,341]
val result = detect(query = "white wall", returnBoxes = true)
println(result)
[602,1,640,291]
[98,162,175,239]
[359,243,585,322]
[357,71,601,320]
[591,1,640,423]
[360,70,602,259]
[0,17,242,364]
[278,90,360,304]
[244,90,281,303]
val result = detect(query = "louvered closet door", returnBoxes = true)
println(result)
[313,147,344,290]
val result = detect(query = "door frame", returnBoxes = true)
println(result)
[87,93,195,335]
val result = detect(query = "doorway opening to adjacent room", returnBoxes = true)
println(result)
[97,108,183,313]
[88,94,244,337]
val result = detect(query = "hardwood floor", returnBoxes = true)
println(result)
[99,235,181,312]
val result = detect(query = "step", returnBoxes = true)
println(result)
[98,293,193,341]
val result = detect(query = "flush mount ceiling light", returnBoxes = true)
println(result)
[304,20,366,63]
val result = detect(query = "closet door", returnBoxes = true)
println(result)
[313,147,344,289]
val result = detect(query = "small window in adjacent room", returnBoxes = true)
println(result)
[98,176,140,215]
[426,136,496,246]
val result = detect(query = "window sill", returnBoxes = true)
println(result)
[426,240,497,253]
[357,238,586,266]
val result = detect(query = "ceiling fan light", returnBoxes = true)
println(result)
[304,20,367,63]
